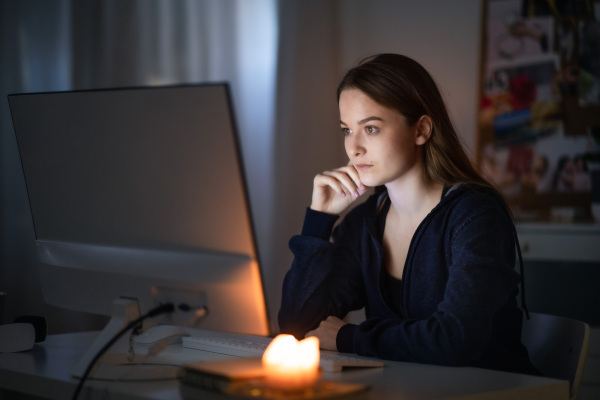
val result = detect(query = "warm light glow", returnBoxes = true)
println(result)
[262,334,320,390]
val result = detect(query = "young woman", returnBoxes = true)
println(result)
[278,54,538,375]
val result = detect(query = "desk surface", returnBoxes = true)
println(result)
[0,330,569,400]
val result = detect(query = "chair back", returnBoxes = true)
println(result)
[522,312,590,400]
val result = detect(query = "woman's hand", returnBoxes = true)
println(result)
[305,316,347,351]
[310,163,369,215]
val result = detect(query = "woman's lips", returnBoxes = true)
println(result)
[355,164,372,171]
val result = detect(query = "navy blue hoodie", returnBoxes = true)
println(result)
[279,184,538,375]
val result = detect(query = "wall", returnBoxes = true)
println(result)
[338,0,483,155]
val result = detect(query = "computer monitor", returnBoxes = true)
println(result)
[8,83,270,375]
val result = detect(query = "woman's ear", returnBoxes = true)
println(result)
[415,115,433,145]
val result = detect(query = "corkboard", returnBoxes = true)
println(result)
[477,0,600,223]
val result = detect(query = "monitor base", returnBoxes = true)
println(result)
[71,298,141,379]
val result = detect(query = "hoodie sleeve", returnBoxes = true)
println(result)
[278,207,367,339]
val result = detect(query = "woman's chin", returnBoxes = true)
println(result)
[358,174,382,188]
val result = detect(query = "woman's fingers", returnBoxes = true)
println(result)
[313,173,350,197]
[311,164,370,215]
[322,166,365,196]
[321,171,360,197]
[341,164,367,191]
[304,316,347,351]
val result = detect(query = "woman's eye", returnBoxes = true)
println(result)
[341,127,351,136]
[366,126,378,134]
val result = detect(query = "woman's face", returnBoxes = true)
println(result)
[339,88,423,188]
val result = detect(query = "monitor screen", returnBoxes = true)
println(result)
[8,84,270,340]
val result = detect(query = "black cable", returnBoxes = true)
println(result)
[72,302,175,400]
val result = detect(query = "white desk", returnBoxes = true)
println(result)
[0,331,569,400]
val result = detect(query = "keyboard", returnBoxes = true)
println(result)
[182,336,384,372]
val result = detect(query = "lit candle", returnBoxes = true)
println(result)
[262,334,320,390]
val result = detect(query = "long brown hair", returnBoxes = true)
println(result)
[337,54,491,189]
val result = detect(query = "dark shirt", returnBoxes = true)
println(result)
[378,195,404,316]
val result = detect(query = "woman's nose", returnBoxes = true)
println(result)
[347,134,365,157]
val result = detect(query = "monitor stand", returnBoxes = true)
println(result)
[71,297,185,382]
[71,297,141,379]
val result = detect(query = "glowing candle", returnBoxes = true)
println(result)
[262,334,320,390]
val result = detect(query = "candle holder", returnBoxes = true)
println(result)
[180,335,369,399]
[180,370,369,400]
